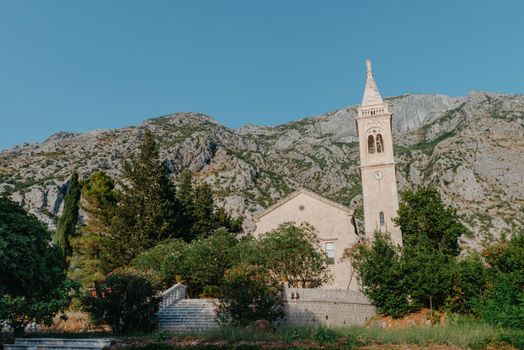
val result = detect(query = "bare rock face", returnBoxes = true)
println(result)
[1,93,523,250]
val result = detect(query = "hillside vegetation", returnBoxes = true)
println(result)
[1,92,523,250]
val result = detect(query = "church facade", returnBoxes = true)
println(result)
[253,188,360,290]
[253,60,402,290]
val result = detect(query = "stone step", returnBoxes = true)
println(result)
[157,311,215,316]
[5,345,102,350]
[158,321,217,327]
[157,298,217,332]
[14,339,112,347]
[159,325,218,331]
[5,338,114,350]
[157,316,216,321]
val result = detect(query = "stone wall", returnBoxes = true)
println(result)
[281,288,376,327]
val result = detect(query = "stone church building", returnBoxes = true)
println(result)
[254,60,402,290]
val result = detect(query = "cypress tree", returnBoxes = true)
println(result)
[55,172,81,259]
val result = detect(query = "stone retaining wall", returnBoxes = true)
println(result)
[282,288,376,327]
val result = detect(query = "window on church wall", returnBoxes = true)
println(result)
[367,135,375,154]
[376,134,384,153]
[325,242,335,265]
[379,212,385,226]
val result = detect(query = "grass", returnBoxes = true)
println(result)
[7,321,523,349]
[163,322,524,349]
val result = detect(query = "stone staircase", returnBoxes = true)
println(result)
[156,299,218,332]
[4,338,113,350]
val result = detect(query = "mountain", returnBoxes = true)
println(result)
[1,92,523,251]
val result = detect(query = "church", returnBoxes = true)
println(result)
[253,60,403,290]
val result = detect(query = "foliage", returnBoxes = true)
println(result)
[133,239,187,289]
[479,232,524,329]
[176,169,197,242]
[256,222,331,288]
[345,231,411,317]
[99,130,179,271]
[134,229,239,297]
[216,264,284,326]
[394,186,469,257]
[445,254,487,315]
[82,271,160,334]
[179,229,239,297]
[401,245,455,310]
[0,197,78,334]
[192,182,217,239]
[176,170,243,242]
[55,172,82,258]
[69,171,118,286]
[479,272,524,329]
[312,327,338,344]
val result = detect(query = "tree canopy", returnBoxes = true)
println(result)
[0,197,77,333]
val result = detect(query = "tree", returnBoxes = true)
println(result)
[345,231,411,317]
[133,229,239,297]
[176,169,197,242]
[257,222,331,288]
[192,182,217,238]
[347,186,471,317]
[99,130,180,271]
[216,207,243,234]
[480,233,524,329]
[82,271,160,334]
[69,171,117,286]
[55,172,82,259]
[445,254,487,315]
[175,170,243,241]
[216,263,284,326]
[394,186,468,257]
[178,229,238,297]
[133,239,188,289]
[0,198,77,334]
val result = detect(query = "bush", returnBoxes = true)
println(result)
[312,327,338,344]
[134,230,238,297]
[480,232,524,329]
[133,239,187,288]
[445,254,487,314]
[82,272,160,334]
[216,264,284,326]
[479,272,524,329]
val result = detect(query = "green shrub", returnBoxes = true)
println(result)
[478,272,524,329]
[480,232,524,329]
[82,272,160,334]
[312,327,338,344]
[216,264,283,326]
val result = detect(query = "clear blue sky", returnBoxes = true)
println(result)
[1,0,523,150]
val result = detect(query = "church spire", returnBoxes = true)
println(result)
[361,59,384,107]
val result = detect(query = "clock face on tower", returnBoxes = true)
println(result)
[374,171,383,180]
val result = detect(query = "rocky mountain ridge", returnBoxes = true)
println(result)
[1,92,523,251]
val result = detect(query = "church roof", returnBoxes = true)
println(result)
[361,59,384,106]
[254,187,354,221]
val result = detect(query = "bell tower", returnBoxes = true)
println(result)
[356,60,402,246]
